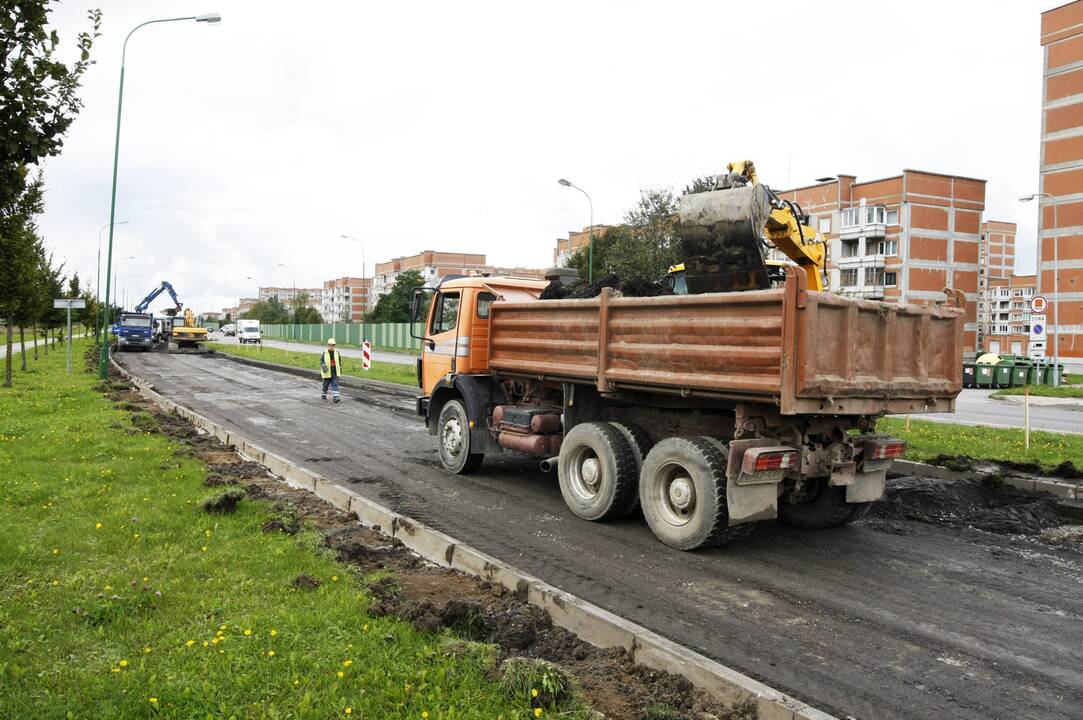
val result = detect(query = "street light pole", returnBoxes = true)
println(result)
[340,234,367,343]
[1020,192,1060,387]
[98,12,222,379]
[558,178,594,283]
[111,255,136,316]
[96,220,129,343]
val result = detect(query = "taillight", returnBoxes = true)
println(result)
[741,447,798,476]
[753,451,797,471]
[869,439,906,460]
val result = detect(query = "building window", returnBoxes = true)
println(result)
[886,209,899,225]
[841,240,859,258]
[881,239,897,256]
[997,325,1009,333]
[840,268,858,286]
[884,271,897,287]
[841,208,859,228]
[818,216,831,233]
[865,206,886,225]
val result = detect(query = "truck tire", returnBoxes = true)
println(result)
[436,399,483,474]
[608,422,652,515]
[778,478,866,529]
[639,436,752,550]
[558,422,638,521]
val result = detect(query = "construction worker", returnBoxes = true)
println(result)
[320,338,345,403]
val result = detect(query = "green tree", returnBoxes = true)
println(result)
[1,2,100,387]
[290,293,323,324]
[371,269,425,323]
[240,297,291,324]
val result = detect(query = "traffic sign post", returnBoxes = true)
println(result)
[53,298,86,374]
[1029,312,1047,361]
[1030,295,1047,314]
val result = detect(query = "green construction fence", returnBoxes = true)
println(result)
[259,323,421,352]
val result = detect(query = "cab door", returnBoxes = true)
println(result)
[421,289,463,394]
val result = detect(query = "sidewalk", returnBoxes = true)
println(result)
[213,335,416,366]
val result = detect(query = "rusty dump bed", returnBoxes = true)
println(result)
[488,273,965,416]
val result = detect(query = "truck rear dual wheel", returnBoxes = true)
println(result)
[558,422,639,521]
[437,399,484,474]
[778,478,871,529]
[639,436,753,551]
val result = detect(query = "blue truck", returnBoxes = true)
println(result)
[115,312,154,351]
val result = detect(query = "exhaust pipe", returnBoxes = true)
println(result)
[539,457,557,473]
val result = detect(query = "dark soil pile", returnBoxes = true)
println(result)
[926,454,1082,480]
[540,273,672,300]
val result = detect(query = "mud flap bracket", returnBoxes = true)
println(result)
[846,470,886,503]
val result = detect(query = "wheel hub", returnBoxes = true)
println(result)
[442,418,463,458]
[581,457,600,489]
[668,475,695,513]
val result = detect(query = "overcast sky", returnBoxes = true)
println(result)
[37,0,1052,315]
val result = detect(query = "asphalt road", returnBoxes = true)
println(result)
[210,335,417,366]
[921,388,1082,435]
[117,351,1083,720]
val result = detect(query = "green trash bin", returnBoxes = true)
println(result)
[962,362,976,388]
[975,363,995,388]
[1010,363,1030,387]
[994,361,1014,388]
[1042,364,1057,386]
[1028,363,1043,385]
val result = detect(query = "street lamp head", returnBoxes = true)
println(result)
[195,13,221,23]
[1019,195,1037,202]
[558,179,572,187]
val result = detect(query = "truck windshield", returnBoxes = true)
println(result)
[121,316,152,328]
[430,292,460,334]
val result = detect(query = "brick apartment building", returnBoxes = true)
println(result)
[221,297,256,319]
[373,251,488,299]
[1039,0,1083,370]
[321,277,372,322]
[554,225,611,266]
[258,286,322,308]
[777,169,986,349]
[980,221,1017,280]
[977,274,1037,355]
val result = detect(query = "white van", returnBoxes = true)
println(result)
[237,319,262,344]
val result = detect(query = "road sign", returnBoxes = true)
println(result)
[1030,295,1047,314]
[53,297,85,374]
[1029,344,1046,360]
[53,298,86,309]
[1031,313,1047,342]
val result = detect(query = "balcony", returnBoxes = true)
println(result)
[839,285,886,300]
[838,205,889,240]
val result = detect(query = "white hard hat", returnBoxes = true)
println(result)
[327,338,337,345]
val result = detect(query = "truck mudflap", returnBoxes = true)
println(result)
[724,439,795,525]
[835,436,907,503]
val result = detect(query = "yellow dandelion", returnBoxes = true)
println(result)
[52,548,59,555]
[422,713,429,719]
[119,659,128,667]
[201,546,208,552]
[331,575,338,582]
[343,659,352,667]
[133,533,140,539]
[144,646,152,654]
[111,667,121,673]
[268,650,276,657]
[531,688,539,698]
[336,670,345,679]
[95,522,102,530]
[534,709,543,718]
[202,641,209,647]
[185,640,195,648]
[51,580,59,586]
[148,697,158,705]
[293,679,300,686]
[216,630,224,637]
[220,624,227,630]
[143,576,149,582]
[362,624,369,631]
[345,709,353,715]
[270,629,278,636]
[205,529,211,537]
[244,628,252,636]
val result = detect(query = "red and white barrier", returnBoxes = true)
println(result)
[362,340,371,370]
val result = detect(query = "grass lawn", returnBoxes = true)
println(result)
[0,339,548,719]
[878,416,1083,471]
[993,384,1083,399]
[258,335,419,357]
[209,342,417,387]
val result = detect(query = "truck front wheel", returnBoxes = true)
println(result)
[778,478,869,529]
[639,436,752,550]
[436,399,483,474]
[558,422,638,521]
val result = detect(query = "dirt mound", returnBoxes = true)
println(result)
[291,574,321,590]
[201,489,245,515]
[871,476,1073,535]
[203,474,237,487]
[926,454,1082,480]
[262,518,299,535]
[540,273,672,301]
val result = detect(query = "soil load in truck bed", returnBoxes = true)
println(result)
[488,272,965,416]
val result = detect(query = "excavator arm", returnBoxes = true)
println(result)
[678,160,827,293]
[134,281,183,315]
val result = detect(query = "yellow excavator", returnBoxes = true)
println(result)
[171,307,208,349]
[674,160,827,293]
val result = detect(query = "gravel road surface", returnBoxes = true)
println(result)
[116,350,1083,720]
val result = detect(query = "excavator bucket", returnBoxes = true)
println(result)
[678,184,772,294]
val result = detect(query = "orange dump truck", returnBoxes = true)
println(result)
[411,269,965,550]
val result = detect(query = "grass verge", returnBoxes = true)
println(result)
[256,335,419,357]
[878,416,1083,472]
[0,339,545,719]
[992,384,1083,399]
[208,342,417,387]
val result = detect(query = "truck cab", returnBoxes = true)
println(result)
[115,312,154,351]
[237,319,262,344]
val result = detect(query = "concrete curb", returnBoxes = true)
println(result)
[990,392,1083,409]
[891,459,1080,500]
[110,355,837,720]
